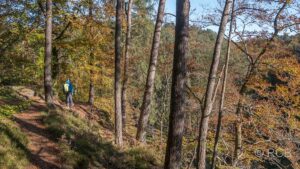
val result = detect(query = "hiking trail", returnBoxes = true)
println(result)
[11,87,92,169]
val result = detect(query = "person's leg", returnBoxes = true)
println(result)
[66,94,69,107]
[67,93,71,108]
[70,94,74,107]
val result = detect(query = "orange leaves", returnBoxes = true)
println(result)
[240,56,300,166]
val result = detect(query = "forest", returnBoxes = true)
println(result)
[0,0,300,169]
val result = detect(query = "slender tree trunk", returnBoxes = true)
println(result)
[88,52,95,105]
[115,0,123,146]
[196,1,233,169]
[211,1,235,168]
[44,0,53,106]
[136,0,166,142]
[233,100,243,166]
[121,0,133,130]
[88,0,94,106]
[160,74,170,151]
[89,78,94,104]
[164,1,190,169]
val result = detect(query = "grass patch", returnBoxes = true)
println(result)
[0,119,29,169]
[0,87,30,169]
[0,105,17,118]
[44,109,162,169]
[0,86,162,169]
[0,87,32,118]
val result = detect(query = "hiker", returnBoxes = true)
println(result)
[63,79,74,108]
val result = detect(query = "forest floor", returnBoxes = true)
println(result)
[0,86,161,169]
[13,87,62,169]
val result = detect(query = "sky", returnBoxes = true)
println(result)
[164,0,221,32]
[165,0,219,15]
[163,0,299,35]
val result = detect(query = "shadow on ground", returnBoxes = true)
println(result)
[0,122,59,169]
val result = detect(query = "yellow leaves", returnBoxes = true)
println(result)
[264,57,300,77]
[95,97,114,116]
[276,85,289,98]
[242,56,300,164]
[288,117,299,130]
[283,0,292,4]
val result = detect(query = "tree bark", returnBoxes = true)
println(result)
[136,0,166,142]
[44,0,53,106]
[115,0,123,146]
[164,1,190,169]
[233,103,242,166]
[121,0,133,130]
[211,1,235,168]
[88,0,95,106]
[196,1,233,169]
[88,52,95,106]
[89,79,95,105]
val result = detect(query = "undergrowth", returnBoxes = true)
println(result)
[0,87,30,169]
[44,109,162,169]
[0,86,162,169]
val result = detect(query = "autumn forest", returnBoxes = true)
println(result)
[0,0,300,169]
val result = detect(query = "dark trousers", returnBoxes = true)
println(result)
[66,92,73,107]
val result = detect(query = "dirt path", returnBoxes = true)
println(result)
[9,87,114,169]
[12,87,61,169]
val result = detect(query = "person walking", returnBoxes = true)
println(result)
[63,79,74,108]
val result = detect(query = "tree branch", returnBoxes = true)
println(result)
[54,21,71,40]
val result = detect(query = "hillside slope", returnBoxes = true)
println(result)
[0,86,161,169]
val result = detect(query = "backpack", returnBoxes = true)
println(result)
[63,83,69,93]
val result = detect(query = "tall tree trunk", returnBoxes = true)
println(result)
[115,0,123,146]
[121,0,133,130]
[88,0,94,106]
[136,0,166,142]
[44,0,53,106]
[164,1,190,169]
[211,1,235,168]
[89,52,95,105]
[196,1,233,169]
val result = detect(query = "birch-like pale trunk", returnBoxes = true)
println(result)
[121,0,133,130]
[115,0,123,146]
[211,1,235,168]
[197,1,233,169]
